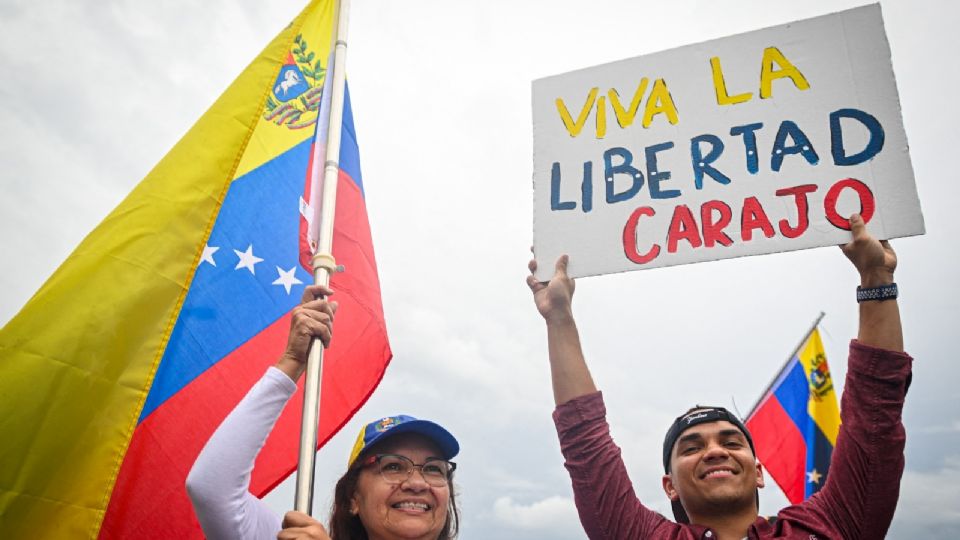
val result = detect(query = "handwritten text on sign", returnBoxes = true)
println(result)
[531,5,923,280]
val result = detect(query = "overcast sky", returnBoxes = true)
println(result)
[2,1,959,538]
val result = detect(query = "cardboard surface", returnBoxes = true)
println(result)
[532,4,923,280]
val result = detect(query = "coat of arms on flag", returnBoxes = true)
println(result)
[265,34,327,129]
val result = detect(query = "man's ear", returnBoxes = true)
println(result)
[755,461,765,489]
[662,473,679,501]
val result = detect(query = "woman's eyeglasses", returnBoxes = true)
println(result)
[362,453,456,487]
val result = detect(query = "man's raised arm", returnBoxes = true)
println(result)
[789,214,911,538]
[529,256,663,538]
[841,213,903,352]
[527,255,597,406]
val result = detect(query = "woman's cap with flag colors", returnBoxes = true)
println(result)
[348,415,460,466]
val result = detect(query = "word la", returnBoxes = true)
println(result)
[711,46,810,105]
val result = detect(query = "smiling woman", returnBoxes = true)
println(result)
[185,284,461,540]
[326,422,460,540]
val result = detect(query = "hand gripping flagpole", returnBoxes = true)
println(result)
[294,0,351,515]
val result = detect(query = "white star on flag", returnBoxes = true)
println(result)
[201,244,219,266]
[272,266,304,295]
[807,468,822,485]
[234,244,264,275]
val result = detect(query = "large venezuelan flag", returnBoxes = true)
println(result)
[0,1,391,538]
[745,329,840,504]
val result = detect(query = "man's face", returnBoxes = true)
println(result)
[661,419,764,519]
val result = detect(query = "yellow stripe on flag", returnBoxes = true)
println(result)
[0,2,333,537]
[235,7,335,179]
[797,329,841,446]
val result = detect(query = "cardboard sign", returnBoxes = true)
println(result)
[532,4,923,280]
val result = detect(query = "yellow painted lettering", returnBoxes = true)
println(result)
[760,47,810,99]
[710,56,752,105]
[608,78,649,128]
[642,79,679,128]
[595,96,607,138]
[556,87,599,137]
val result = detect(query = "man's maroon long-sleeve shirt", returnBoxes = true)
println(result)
[553,341,912,539]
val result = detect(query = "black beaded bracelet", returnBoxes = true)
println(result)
[856,282,898,303]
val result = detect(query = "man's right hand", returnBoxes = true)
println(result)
[840,213,897,287]
[527,255,576,325]
[839,214,903,352]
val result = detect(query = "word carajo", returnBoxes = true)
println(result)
[620,178,875,265]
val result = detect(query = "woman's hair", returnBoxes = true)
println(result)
[328,450,460,539]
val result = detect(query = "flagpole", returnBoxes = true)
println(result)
[294,0,351,515]
[745,311,826,420]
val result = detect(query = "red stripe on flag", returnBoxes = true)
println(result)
[746,395,807,504]
[99,314,287,538]
[100,176,390,538]
[299,140,319,271]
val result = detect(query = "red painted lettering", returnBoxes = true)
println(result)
[824,178,875,230]
[775,184,818,238]
[701,200,733,247]
[622,206,660,264]
[667,205,703,253]
[740,196,775,242]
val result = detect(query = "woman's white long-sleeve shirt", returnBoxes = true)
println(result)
[186,367,296,540]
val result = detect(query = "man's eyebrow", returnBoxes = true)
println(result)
[719,429,747,439]
[676,432,704,445]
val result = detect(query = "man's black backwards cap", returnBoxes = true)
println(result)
[662,406,755,472]
[662,406,757,523]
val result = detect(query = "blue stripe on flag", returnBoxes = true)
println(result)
[772,358,809,427]
[140,139,313,421]
[339,85,363,194]
[805,418,835,498]
[142,89,364,422]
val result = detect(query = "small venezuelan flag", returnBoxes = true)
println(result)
[746,328,840,504]
[0,1,391,538]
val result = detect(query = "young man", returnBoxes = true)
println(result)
[527,214,912,540]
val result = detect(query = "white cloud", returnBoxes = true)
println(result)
[492,495,583,537]
[888,457,960,537]
[916,421,960,435]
